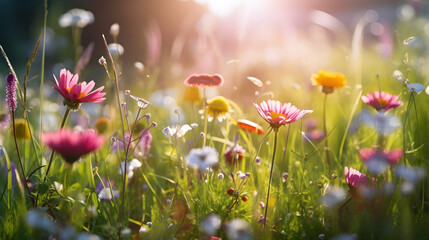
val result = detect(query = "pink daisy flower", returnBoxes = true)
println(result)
[54,68,106,109]
[184,73,224,88]
[41,128,104,164]
[344,167,371,188]
[253,100,312,130]
[361,91,403,112]
[359,148,403,165]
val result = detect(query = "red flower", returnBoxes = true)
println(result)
[224,144,246,164]
[54,69,106,109]
[236,119,264,134]
[41,128,104,164]
[184,73,224,88]
[361,91,403,112]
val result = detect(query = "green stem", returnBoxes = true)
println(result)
[11,111,34,206]
[43,107,71,182]
[323,93,330,172]
[280,125,291,173]
[120,107,142,226]
[40,0,47,133]
[402,93,413,164]
[264,129,278,229]
[202,89,208,146]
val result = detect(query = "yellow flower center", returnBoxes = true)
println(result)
[379,99,388,107]
[270,112,288,120]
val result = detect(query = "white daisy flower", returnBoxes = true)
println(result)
[186,146,219,171]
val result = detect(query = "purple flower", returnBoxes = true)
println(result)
[6,73,17,111]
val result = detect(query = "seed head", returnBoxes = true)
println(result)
[6,73,17,111]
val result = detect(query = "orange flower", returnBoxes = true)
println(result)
[311,70,347,94]
[236,119,264,134]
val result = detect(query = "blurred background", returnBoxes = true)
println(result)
[0,0,427,102]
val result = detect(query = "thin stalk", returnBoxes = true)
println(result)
[43,107,71,182]
[402,94,413,163]
[280,125,291,173]
[120,107,142,226]
[323,93,330,172]
[102,34,126,139]
[202,88,208,146]
[251,128,274,171]
[264,129,278,229]
[40,0,48,133]
[11,111,34,206]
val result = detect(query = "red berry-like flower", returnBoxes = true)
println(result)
[227,188,234,195]
[184,73,224,88]
[241,196,248,202]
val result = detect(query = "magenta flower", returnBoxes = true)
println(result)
[54,69,106,109]
[359,148,403,165]
[254,100,312,130]
[345,167,371,188]
[41,128,104,164]
[361,91,403,112]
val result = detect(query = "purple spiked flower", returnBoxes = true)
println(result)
[6,73,17,111]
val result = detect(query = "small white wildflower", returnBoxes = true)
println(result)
[98,56,106,66]
[110,23,120,38]
[200,214,221,235]
[54,181,63,192]
[217,173,224,180]
[26,210,57,233]
[237,171,246,180]
[163,124,192,140]
[392,70,406,84]
[59,9,94,28]
[322,186,346,208]
[134,62,145,72]
[186,146,219,171]
[139,226,148,234]
[98,188,119,201]
[225,219,252,240]
[282,172,289,182]
[108,43,124,56]
[191,123,199,128]
[76,233,101,240]
[119,159,142,178]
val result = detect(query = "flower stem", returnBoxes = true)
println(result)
[251,128,273,171]
[202,88,208,146]
[120,107,142,226]
[280,125,291,173]
[11,110,34,207]
[264,129,278,229]
[43,107,71,182]
[323,93,330,172]
[102,35,126,139]
[402,93,413,164]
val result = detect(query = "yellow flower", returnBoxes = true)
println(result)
[95,117,109,134]
[203,96,231,122]
[311,70,347,94]
[10,118,31,140]
[183,86,201,103]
